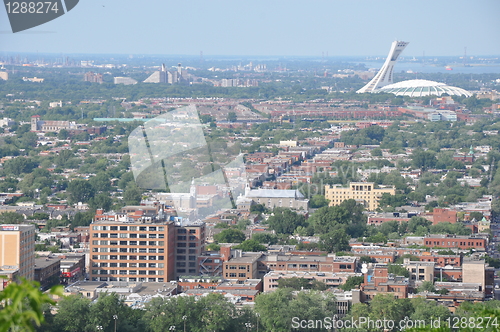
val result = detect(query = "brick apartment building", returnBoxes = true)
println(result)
[423,234,487,250]
[89,206,205,282]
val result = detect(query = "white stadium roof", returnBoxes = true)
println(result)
[377,79,472,97]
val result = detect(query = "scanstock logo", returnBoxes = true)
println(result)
[3,0,79,33]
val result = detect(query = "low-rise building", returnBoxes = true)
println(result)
[34,257,61,290]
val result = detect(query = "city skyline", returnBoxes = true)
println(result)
[1,0,500,57]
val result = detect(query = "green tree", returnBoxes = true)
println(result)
[255,288,336,332]
[309,194,330,208]
[206,243,221,251]
[387,264,410,277]
[267,208,307,235]
[319,228,351,253]
[57,129,69,140]
[67,179,95,204]
[411,149,437,171]
[340,276,364,291]
[88,193,113,212]
[0,212,25,224]
[52,295,91,332]
[227,112,237,122]
[3,157,37,176]
[213,228,246,243]
[123,183,142,205]
[233,239,267,252]
[252,233,278,245]
[0,279,62,332]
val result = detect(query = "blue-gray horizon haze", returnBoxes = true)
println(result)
[1,0,499,57]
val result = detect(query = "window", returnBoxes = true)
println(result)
[149,234,156,238]
[120,226,128,231]
[120,233,128,238]
[158,227,164,231]
[139,241,147,246]
[177,249,186,254]
[120,255,127,260]
[189,229,196,234]
[229,273,237,278]
[178,229,186,234]
[149,227,157,231]
[189,243,196,247]
[149,263,156,268]
[139,226,147,231]
[178,236,186,241]
[239,273,246,278]
[189,256,196,261]
[139,263,147,267]
[177,256,186,260]
[129,233,137,238]
[139,256,147,260]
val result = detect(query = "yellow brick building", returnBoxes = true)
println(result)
[324,182,395,211]
[0,224,36,282]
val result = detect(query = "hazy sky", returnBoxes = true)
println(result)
[1,0,499,57]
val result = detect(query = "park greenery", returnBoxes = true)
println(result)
[1,282,500,332]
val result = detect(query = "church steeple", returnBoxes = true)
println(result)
[468,145,474,155]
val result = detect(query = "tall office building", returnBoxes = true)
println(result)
[357,41,409,93]
[0,224,36,281]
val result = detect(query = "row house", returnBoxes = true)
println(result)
[423,234,487,250]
